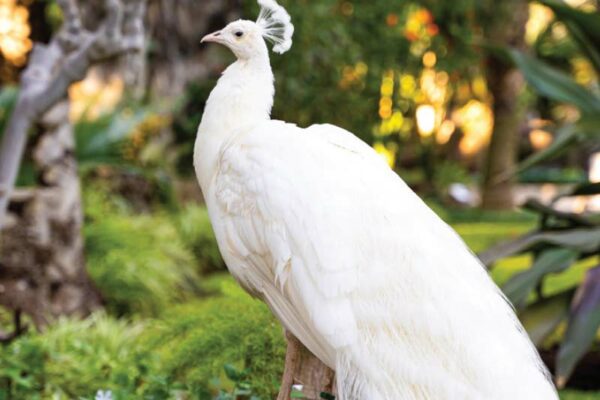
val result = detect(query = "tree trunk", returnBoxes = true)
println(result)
[0,0,146,336]
[481,67,525,209]
[278,331,337,400]
[0,100,101,329]
[481,0,529,210]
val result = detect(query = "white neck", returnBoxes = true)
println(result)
[194,53,274,189]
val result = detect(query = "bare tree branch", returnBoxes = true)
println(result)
[57,0,82,30]
[105,0,124,39]
[0,0,147,230]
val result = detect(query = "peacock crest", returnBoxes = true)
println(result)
[256,0,294,54]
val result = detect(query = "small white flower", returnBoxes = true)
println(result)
[95,390,113,400]
[292,384,304,392]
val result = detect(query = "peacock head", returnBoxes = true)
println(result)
[201,0,294,61]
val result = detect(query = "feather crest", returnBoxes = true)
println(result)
[256,0,294,54]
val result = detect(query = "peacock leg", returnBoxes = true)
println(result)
[278,330,337,400]
[278,330,302,400]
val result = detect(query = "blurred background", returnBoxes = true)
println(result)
[0,0,599,399]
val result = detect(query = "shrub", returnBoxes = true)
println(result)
[84,188,201,317]
[0,276,286,400]
[0,313,152,400]
[175,205,225,275]
[142,275,286,399]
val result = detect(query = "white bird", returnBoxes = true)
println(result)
[194,1,558,399]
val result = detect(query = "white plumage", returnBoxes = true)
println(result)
[195,2,559,399]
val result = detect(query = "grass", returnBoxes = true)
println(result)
[561,391,600,400]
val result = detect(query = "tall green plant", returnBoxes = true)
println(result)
[485,2,600,385]
[506,0,600,172]
[480,184,600,386]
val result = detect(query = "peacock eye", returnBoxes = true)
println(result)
[235,31,244,38]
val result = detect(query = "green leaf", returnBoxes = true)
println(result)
[522,199,594,227]
[519,290,574,346]
[514,115,600,174]
[74,106,150,167]
[516,124,583,173]
[223,364,242,382]
[539,0,600,72]
[576,114,600,138]
[556,265,600,388]
[503,248,578,308]
[508,49,600,114]
[563,20,600,74]
[567,182,600,197]
[538,228,600,253]
[479,227,600,265]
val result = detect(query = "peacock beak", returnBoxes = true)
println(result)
[201,30,224,44]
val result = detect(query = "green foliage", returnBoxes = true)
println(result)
[538,0,600,72]
[75,104,150,169]
[432,160,471,194]
[507,2,600,173]
[519,167,588,184]
[0,313,152,400]
[239,0,481,143]
[45,1,65,31]
[214,364,262,400]
[509,49,600,114]
[0,277,285,400]
[84,187,200,317]
[481,184,600,387]
[175,205,225,274]
[503,248,579,309]
[171,81,213,176]
[494,6,600,384]
[143,276,285,399]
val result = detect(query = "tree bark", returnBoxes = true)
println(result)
[0,101,101,329]
[480,0,529,210]
[278,331,337,400]
[0,0,146,334]
[0,0,146,229]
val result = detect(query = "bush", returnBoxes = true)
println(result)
[0,313,152,400]
[0,276,286,400]
[84,188,200,317]
[175,205,225,275]
[142,276,285,399]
